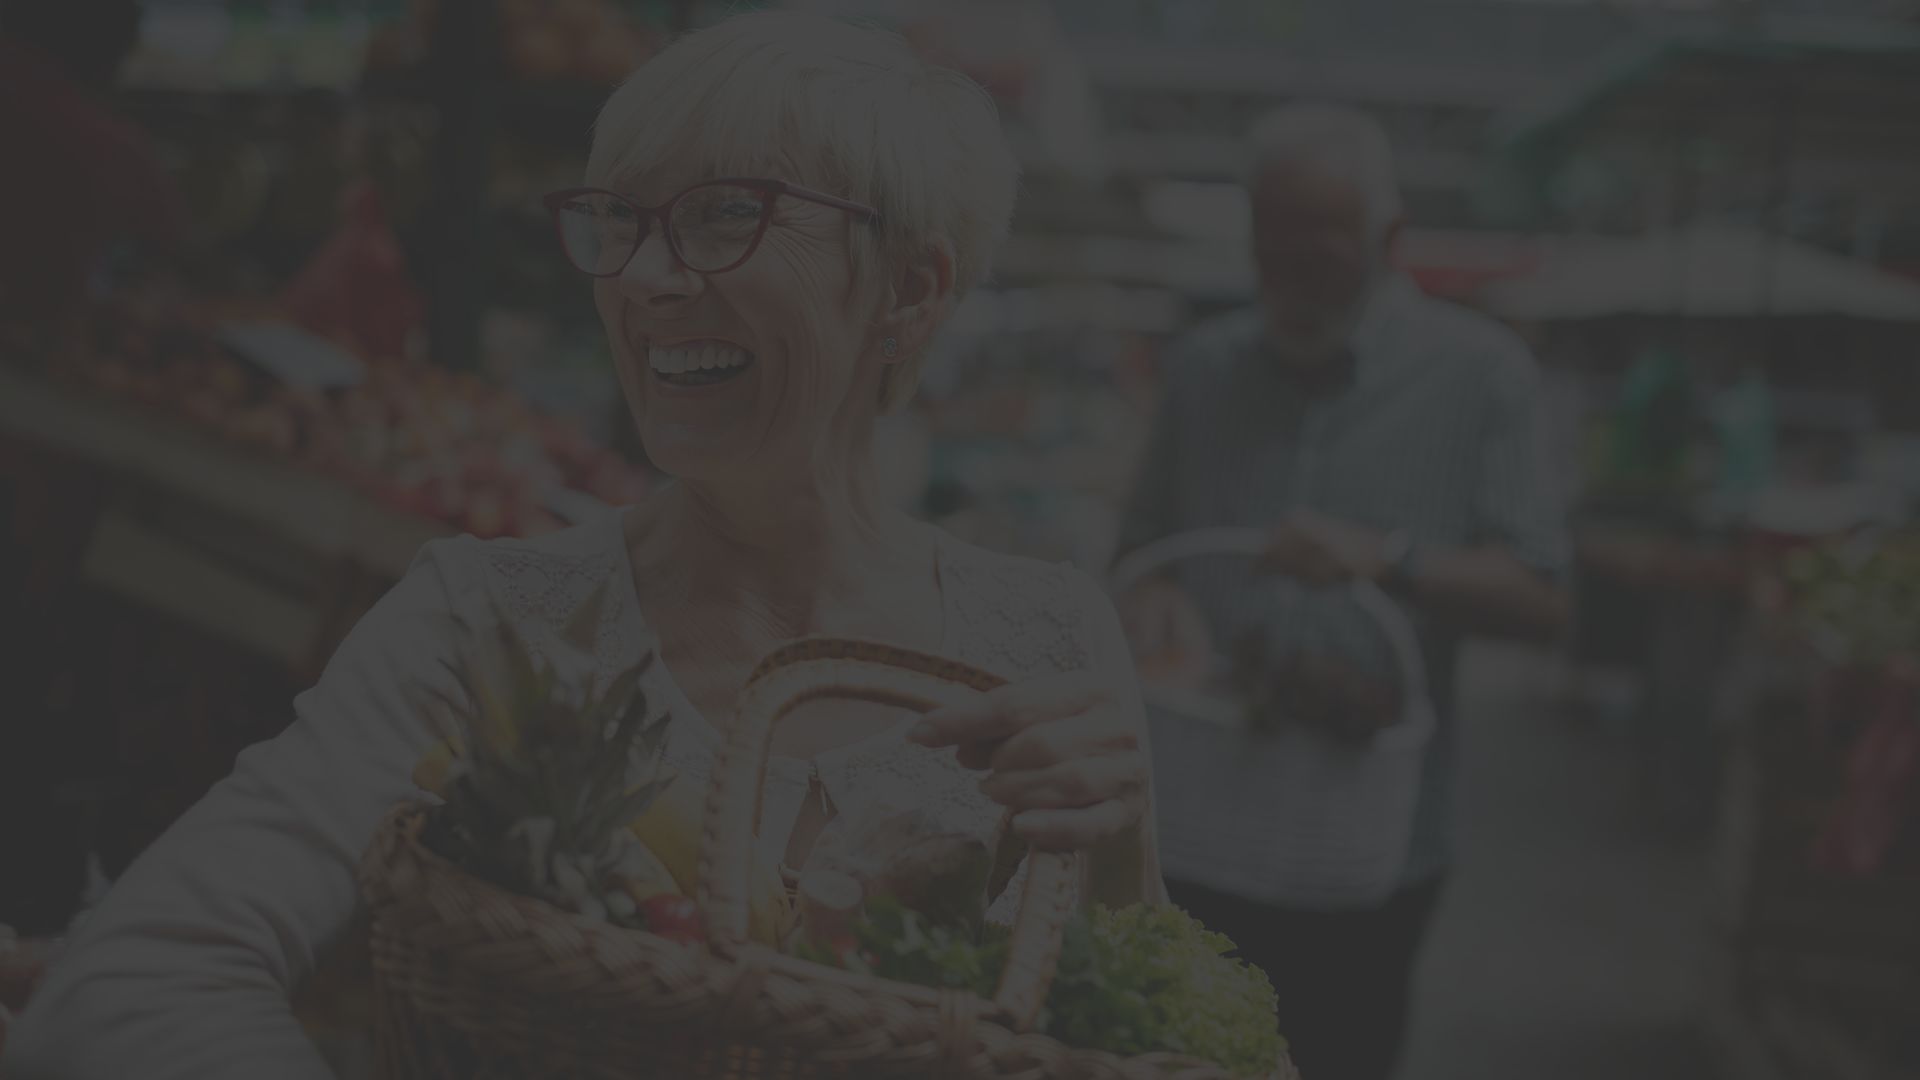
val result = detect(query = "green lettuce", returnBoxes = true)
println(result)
[809,898,1285,1077]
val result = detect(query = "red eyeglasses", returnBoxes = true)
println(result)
[543,178,883,277]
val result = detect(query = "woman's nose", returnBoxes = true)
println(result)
[616,228,699,307]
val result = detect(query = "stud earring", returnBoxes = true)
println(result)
[882,337,899,360]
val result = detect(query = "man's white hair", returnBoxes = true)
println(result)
[586,11,1019,411]
[1245,103,1405,241]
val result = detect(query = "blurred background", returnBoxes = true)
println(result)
[2,1,1919,1077]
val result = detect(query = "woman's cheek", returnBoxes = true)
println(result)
[762,232,837,308]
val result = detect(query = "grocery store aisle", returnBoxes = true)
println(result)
[1398,643,1719,1080]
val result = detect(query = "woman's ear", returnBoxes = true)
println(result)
[885,239,957,355]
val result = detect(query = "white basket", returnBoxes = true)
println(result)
[1113,529,1435,910]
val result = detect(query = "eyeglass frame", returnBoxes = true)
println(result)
[542,178,884,278]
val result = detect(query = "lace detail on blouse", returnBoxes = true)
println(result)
[478,537,717,824]
[480,543,636,682]
[941,551,1093,679]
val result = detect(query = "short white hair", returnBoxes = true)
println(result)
[1245,103,1404,240]
[586,12,1020,410]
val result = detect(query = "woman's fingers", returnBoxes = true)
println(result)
[979,754,1144,810]
[906,672,1103,749]
[1011,801,1139,851]
[954,741,997,771]
[986,710,1139,772]
[906,672,1149,851]
[941,700,1139,773]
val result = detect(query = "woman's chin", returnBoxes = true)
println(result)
[636,425,752,482]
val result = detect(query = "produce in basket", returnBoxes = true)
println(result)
[411,601,673,930]
[796,894,1288,1078]
[415,736,793,945]
[362,634,1305,1068]
[408,585,791,940]
[366,638,1294,1078]
[796,802,999,934]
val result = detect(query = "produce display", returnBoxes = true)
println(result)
[367,0,673,88]
[402,588,1290,1077]
[1776,531,1920,668]
[1709,528,1920,1080]
[1756,531,1920,881]
[28,294,651,541]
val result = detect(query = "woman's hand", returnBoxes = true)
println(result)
[906,672,1150,852]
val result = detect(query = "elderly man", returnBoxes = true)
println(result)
[1116,105,1569,1080]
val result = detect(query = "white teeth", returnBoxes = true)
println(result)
[648,341,753,376]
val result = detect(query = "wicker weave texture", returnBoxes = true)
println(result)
[359,639,1297,1080]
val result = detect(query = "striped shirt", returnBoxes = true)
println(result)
[1116,272,1569,893]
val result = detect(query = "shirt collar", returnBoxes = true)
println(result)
[1244,271,1417,394]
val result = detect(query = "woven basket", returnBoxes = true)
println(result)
[360,637,1296,1079]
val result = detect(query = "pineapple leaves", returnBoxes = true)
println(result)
[415,585,672,932]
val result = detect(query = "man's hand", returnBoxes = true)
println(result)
[1116,578,1214,689]
[1229,628,1405,745]
[1258,510,1391,584]
[1272,652,1406,745]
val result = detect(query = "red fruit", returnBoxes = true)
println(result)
[639,895,706,944]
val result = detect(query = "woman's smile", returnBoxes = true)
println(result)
[645,338,759,391]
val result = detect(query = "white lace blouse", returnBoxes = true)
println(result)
[4,513,1156,1080]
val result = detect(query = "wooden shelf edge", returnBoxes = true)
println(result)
[0,368,449,580]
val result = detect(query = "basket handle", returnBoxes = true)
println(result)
[1111,527,1432,727]
[697,637,1080,1029]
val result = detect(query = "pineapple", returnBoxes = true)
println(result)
[414,579,679,930]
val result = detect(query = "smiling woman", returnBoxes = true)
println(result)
[576,12,1019,492]
[2,11,1170,1080]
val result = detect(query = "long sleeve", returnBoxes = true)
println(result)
[4,539,478,1080]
